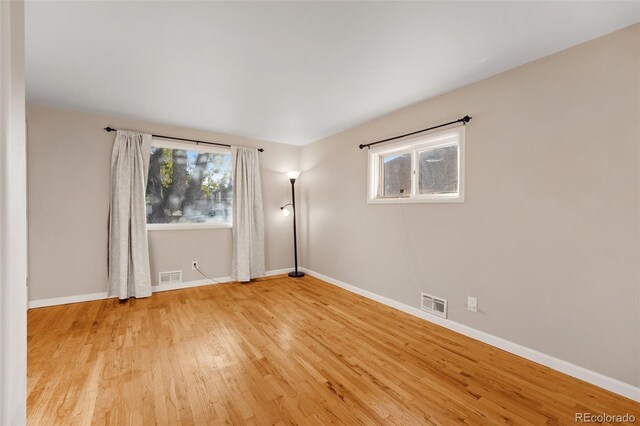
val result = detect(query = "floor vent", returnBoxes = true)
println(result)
[159,270,182,286]
[421,293,447,319]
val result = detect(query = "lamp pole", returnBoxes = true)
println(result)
[288,177,304,278]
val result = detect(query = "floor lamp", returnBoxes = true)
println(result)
[281,171,305,278]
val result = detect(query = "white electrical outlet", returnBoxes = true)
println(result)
[467,296,478,312]
[191,261,199,271]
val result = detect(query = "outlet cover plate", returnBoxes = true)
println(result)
[467,296,478,312]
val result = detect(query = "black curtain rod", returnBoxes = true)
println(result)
[358,115,472,150]
[104,127,264,152]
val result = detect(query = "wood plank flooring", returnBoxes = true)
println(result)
[28,274,639,425]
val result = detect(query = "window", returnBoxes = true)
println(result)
[368,127,464,203]
[146,139,232,229]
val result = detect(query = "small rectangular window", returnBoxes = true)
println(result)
[368,127,464,204]
[146,139,233,230]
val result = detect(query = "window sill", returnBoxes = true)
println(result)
[147,223,232,231]
[367,195,464,204]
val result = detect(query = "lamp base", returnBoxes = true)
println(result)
[288,271,305,278]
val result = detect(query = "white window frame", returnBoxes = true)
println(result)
[146,138,233,231]
[367,126,465,204]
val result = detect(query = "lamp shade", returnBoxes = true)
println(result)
[281,205,293,217]
[285,170,301,180]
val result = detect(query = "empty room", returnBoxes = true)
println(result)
[1,0,639,424]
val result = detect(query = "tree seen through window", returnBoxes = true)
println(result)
[146,146,232,224]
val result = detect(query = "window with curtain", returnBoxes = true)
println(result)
[145,139,233,229]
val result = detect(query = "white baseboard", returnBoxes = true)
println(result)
[28,292,111,309]
[264,268,295,277]
[28,268,293,309]
[300,268,640,403]
[151,278,225,293]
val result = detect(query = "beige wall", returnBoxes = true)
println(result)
[27,104,300,301]
[300,24,640,386]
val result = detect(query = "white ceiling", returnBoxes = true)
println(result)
[25,1,640,146]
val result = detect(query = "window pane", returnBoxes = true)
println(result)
[418,144,458,195]
[146,147,232,224]
[381,152,411,197]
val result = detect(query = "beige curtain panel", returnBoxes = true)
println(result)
[231,146,265,282]
[108,130,153,299]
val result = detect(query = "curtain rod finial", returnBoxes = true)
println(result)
[358,144,365,149]
[462,115,472,123]
[104,126,116,132]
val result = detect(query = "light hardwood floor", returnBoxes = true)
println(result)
[28,275,639,425]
